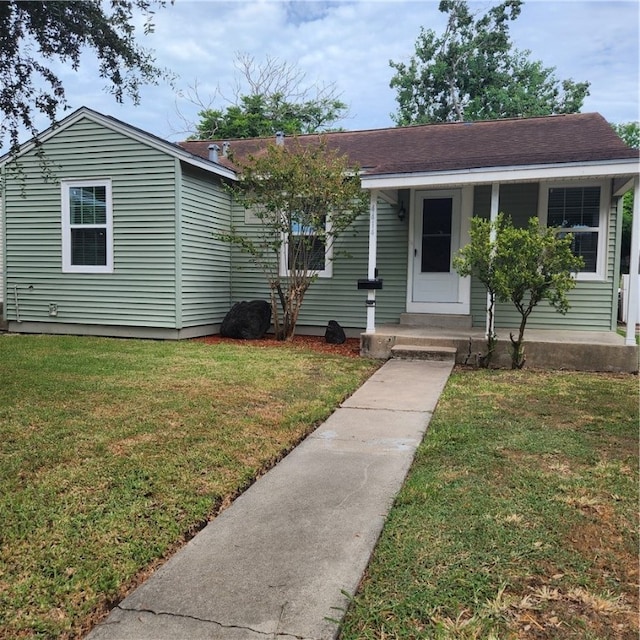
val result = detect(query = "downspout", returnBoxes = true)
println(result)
[625,175,639,345]
[486,182,500,339]
[366,190,378,334]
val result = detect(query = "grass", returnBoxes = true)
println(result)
[0,334,379,639]
[339,369,638,640]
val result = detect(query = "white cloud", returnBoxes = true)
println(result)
[11,0,640,147]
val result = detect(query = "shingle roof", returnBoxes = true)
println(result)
[178,112,638,177]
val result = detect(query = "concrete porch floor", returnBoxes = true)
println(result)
[361,324,639,373]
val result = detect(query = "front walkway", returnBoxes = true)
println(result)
[86,358,454,640]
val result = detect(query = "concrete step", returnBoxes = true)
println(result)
[399,313,472,330]
[390,344,457,361]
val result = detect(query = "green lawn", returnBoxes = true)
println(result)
[339,369,638,640]
[0,334,379,639]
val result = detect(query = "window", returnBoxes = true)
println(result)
[280,216,333,278]
[61,179,113,273]
[541,181,608,280]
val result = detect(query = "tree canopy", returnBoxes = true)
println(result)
[186,54,348,140]
[389,0,590,125]
[192,92,347,140]
[0,0,168,156]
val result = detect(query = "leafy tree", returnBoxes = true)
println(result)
[389,0,590,125]
[495,217,583,369]
[193,92,347,139]
[0,1,169,158]
[182,54,347,139]
[455,214,583,369]
[611,121,639,273]
[219,139,368,341]
[612,122,640,149]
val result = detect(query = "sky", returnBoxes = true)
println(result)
[21,0,640,143]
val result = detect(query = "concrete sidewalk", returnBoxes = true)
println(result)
[86,358,454,640]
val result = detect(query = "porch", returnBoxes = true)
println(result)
[360,319,638,373]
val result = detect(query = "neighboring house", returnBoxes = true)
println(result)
[1,107,638,357]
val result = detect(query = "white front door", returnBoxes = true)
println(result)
[411,190,461,306]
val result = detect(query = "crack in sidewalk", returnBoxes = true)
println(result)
[109,603,316,640]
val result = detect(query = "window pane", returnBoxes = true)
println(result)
[548,186,600,273]
[548,186,600,228]
[70,186,107,225]
[570,231,598,272]
[71,228,107,266]
[289,236,325,271]
[421,237,451,272]
[422,198,452,272]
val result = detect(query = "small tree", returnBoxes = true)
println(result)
[495,217,584,368]
[220,139,368,341]
[455,215,583,369]
[453,215,500,366]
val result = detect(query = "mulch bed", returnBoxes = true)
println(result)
[196,334,362,358]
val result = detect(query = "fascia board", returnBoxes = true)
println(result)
[360,159,640,190]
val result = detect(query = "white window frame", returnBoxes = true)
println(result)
[61,179,113,274]
[279,215,333,278]
[538,179,610,281]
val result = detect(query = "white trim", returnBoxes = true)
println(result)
[366,191,378,333]
[626,176,639,346]
[486,182,500,337]
[538,179,610,281]
[407,188,469,314]
[361,158,639,190]
[61,178,113,274]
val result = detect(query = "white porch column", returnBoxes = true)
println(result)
[486,182,500,338]
[625,176,639,345]
[366,190,378,334]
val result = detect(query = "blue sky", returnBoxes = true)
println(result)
[20,0,640,143]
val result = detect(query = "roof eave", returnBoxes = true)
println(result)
[360,158,640,190]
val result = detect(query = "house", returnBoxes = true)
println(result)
[1,107,638,370]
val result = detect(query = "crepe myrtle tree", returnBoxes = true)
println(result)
[455,214,583,369]
[218,139,368,341]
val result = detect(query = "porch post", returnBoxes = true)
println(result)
[486,182,500,338]
[625,176,639,345]
[366,190,378,334]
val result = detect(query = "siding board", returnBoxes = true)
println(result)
[4,116,179,328]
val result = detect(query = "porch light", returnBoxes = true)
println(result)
[397,204,406,221]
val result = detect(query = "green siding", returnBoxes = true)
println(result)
[229,199,407,330]
[469,182,618,331]
[179,165,232,326]
[3,116,179,328]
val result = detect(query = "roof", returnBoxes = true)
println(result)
[179,113,638,178]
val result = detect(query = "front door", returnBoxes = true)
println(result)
[412,190,461,305]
